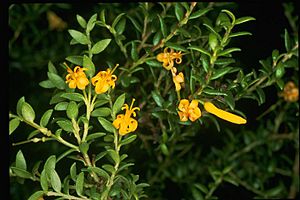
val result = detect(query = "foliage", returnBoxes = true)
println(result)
[9,2,298,200]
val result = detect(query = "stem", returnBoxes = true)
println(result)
[47,191,89,200]
[205,176,223,199]
[82,152,100,183]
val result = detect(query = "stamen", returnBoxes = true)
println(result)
[130,98,136,110]
[111,64,119,74]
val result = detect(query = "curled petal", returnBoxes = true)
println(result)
[188,107,201,122]
[178,111,188,122]
[178,99,189,112]
[189,100,198,109]
[113,114,125,129]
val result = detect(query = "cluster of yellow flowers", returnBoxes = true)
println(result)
[279,81,299,102]
[157,47,185,92]
[65,64,139,136]
[156,47,247,125]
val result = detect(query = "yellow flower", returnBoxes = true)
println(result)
[279,81,299,102]
[178,99,201,122]
[91,64,118,94]
[173,72,184,91]
[113,98,140,136]
[65,66,89,90]
[156,47,182,70]
[204,102,247,124]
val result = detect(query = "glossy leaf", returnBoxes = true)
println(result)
[61,93,84,102]
[28,191,44,200]
[91,107,111,117]
[218,48,241,57]
[47,72,65,90]
[151,91,164,107]
[235,16,256,25]
[158,15,167,37]
[91,39,111,54]
[70,163,77,181]
[86,14,97,33]
[86,132,106,141]
[56,120,73,132]
[166,42,187,52]
[127,15,142,32]
[112,13,126,29]
[65,56,83,66]
[16,150,27,170]
[107,149,120,164]
[87,166,109,180]
[113,93,126,115]
[116,18,126,35]
[76,172,84,196]
[40,170,48,191]
[50,169,61,192]
[39,80,55,89]
[188,46,211,57]
[16,97,25,117]
[284,29,291,52]
[66,101,78,119]
[175,3,184,21]
[48,61,57,74]
[9,118,20,135]
[40,109,53,127]
[54,102,68,111]
[203,88,228,96]
[229,31,252,38]
[21,102,35,122]
[210,67,233,80]
[83,55,95,78]
[190,8,212,19]
[120,134,137,146]
[98,117,115,133]
[76,14,86,28]
[68,29,89,45]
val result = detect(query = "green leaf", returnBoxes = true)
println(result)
[200,55,209,73]
[70,163,77,181]
[65,56,83,66]
[91,107,111,117]
[203,23,221,40]
[61,93,84,102]
[188,46,211,57]
[9,118,20,135]
[16,97,25,117]
[205,114,221,132]
[160,143,169,156]
[202,88,228,96]
[221,9,236,23]
[112,13,126,29]
[50,169,61,192]
[175,3,184,21]
[39,80,55,89]
[210,67,233,80]
[48,61,57,74]
[57,120,73,132]
[151,91,164,107]
[276,79,284,90]
[153,31,162,45]
[209,33,218,50]
[224,91,235,110]
[107,149,120,164]
[275,62,285,78]
[11,167,33,179]
[165,42,187,52]
[91,39,111,54]
[120,134,137,146]
[76,14,87,28]
[68,29,89,45]
[83,55,95,78]
[131,42,138,61]
[86,132,106,141]
[21,102,35,122]
[284,29,291,52]
[218,48,241,57]
[40,109,53,127]
[57,149,77,163]
[16,150,27,170]
[54,102,69,111]
[79,142,89,154]
[102,164,115,174]
[86,14,97,33]
[256,87,265,105]
[100,9,106,23]
[127,15,142,33]
[229,31,252,38]
[145,59,162,67]
[47,72,65,90]
[235,16,255,25]
[87,166,109,180]
[76,172,84,196]
[66,101,78,119]
[115,18,126,35]
[194,183,208,194]
[95,152,107,163]
[223,176,239,186]
[44,155,56,172]
[190,8,212,19]
[158,15,167,37]
[98,117,115,133]
[40,170,48,191]
[113,93,126,115]
[28,191,44,200]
